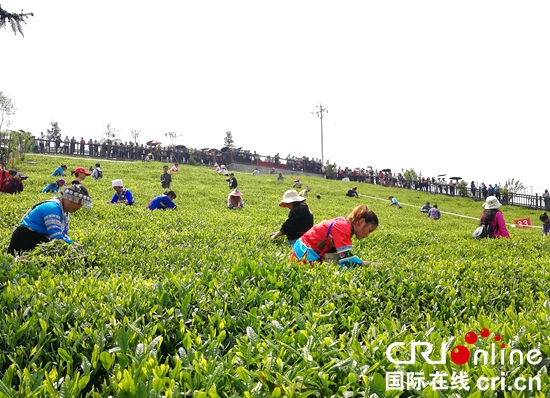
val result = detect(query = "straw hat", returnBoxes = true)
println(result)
[482,196,502,210]
[279,190,306,207]
[229,189,243,196]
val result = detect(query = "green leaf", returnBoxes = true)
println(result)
[246,326,258,346]
[77,374,90,390]
[295,313,306,330]
[0,380,13,398]
[117,329,130,354]
[217,330,227,343]
[136,381,147,398]
[99,352,114,370]
[58,348,73,363]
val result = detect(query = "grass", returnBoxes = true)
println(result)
[0,154,548,397]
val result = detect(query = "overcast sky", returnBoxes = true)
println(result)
[2,1,549,192]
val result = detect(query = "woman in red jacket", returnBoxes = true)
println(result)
[291,204,380,269]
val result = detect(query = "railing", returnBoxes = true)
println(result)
[25,139,549,211]
[28,139,325,173]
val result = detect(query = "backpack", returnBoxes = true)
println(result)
[473,223,492,239]
[96,168,103,179]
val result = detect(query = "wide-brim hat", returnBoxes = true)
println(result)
[74,167,91,175]
[229,189,243,196]
[279,189,306,207]
[112,179,123,187]
[483,196,502,210]
[294,178,300,182]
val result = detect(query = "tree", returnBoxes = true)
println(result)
[5,129,33,167]
[0,5,33,37]
[457,180,469,197]
[323,160,338,179]
[103,124,119,141]
[224,131,234,147]
[503,178,525,194]
[403,168,419,186]
[46,120,61,140]
[164,131,182,148]
[130,129,141,145]
[0,90,16,130]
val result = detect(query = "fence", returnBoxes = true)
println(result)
[20,139,549,211]
[28,139,325,173]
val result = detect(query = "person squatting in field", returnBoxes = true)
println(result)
[539,212,549,236]
[147,191,178,210]
[270,190,314,247]
[110,179,135,205]
[291,204,381,269]
[227,189,244,209]
[7,184,92,255]
[479,196,509,238]
[51,164,67,177]
[42,179,66,193]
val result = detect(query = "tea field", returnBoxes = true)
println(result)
[0,154,549,397]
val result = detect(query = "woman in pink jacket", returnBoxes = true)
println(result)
[479,196,509,238]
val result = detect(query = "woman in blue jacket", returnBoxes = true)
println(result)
[42,179,66,193]
[7,184,92,255]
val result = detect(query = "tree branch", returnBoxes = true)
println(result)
[0,5,34,36]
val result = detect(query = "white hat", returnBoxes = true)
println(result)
[483,196,502,210]
[279,189,306,207]
[112,179,123,187]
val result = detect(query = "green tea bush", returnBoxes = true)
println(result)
[0,154,548,397]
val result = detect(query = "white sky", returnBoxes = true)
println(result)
[2,1,549,192]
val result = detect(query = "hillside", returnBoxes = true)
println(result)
[0,154,548,397]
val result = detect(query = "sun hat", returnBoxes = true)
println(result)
[112,179,123,187]
[74,167,91,175]
[279,189,306,207]
[229,189,243,196]
[57,179,66,186]
[294,178,300,182]
[483,196,502,210]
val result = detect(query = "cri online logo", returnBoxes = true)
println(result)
[450,328,503,365]
[387,328,542,366]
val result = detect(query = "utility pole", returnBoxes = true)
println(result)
[312,103,328,165]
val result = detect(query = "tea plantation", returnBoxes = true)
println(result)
[0,155,548,397]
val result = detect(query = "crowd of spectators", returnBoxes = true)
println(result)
[31,137,324,173]
[9,135,549,209]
